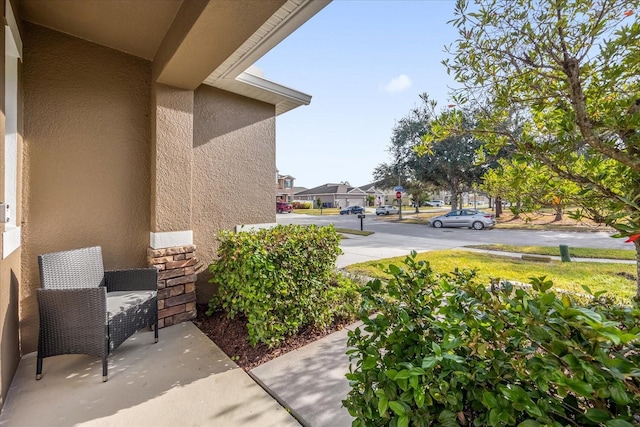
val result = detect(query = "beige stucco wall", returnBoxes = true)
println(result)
[151,84,193,232]
[192,85,275,303]
[20,24,151,353]
[1,252,21,408]
[0,0,22,407]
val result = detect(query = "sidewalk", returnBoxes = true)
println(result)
[0,322,299,427]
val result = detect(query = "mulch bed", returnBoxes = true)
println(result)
[193,304,353,371]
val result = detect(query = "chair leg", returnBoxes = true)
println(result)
[36,357,42,380]
[154,316,159,343]
[102,357,108,382]
[103,334,109,382]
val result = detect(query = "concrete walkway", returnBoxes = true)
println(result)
[0,322,299,427]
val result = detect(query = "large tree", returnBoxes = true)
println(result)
[425,0,640,298]
[377,94,490,210]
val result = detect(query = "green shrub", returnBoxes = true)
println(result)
[292,201,313,209]
[343,251,640,427]
[207,224,357,347]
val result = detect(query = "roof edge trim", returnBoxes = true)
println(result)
[236,71,311,105]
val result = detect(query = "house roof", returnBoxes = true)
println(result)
[295,183,349,196]
[20,0,330,115]
[294,183,384,196]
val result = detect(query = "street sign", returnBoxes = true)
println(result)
[394,186,404,192]
[396,191,402,199]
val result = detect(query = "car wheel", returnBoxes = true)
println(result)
[385,211,390,215]
[277,209,282,214]
[432,220,443,228]
[472,221,484,230]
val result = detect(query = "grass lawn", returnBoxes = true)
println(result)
[345,249,637,303]
[467,244,636,260]
[335,228,374,236]
[292,208,340,215]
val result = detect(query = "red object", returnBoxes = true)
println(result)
[624,10,634,16]
[276,201,292,213]
[396,191,402,199]
[625,234,640,243]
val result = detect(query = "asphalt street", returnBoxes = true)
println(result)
[276,211,630,252]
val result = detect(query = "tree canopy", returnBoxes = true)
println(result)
[423,0,640,298]
[375,94,490,210]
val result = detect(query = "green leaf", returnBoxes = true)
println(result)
[564,378,594,397]
[378,396,389,417]
[422,356,437,369]
[414,388,426,408]
[389,400,407,416]
[585,408,612,423]
[517,421,541,427]
[362,357,377,370]
[605,420,635,427]
[610,383,632,404]
[397,415,409,427]
[395,369,411,380]
[385,369,398,380]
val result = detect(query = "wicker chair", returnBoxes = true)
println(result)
[36,246,158,382]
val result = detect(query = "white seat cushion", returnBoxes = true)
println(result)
[106,290,157,318]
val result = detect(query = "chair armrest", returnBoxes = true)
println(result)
[37,287,108,358]
[105,268,158,292]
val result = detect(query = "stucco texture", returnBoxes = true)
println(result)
[151,84,193,232]
[193,86,275,303]
[21,24,151,353]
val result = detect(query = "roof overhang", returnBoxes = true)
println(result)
[19,0,331,116]
[202,0,329,115]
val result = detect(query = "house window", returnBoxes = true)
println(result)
[3,0,22,259]
[284,180,291,189]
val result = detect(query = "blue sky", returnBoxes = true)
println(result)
[254,0,460,190]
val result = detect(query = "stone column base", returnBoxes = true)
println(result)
[147,245,197,328]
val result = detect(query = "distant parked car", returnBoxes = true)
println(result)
[429,209,495,230]
[340,206,365,215]
[425,200,445,207]
[375,205,399,215]
[276,201,292,214]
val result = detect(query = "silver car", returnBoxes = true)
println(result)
[375,205,399,215]
[429,209,495,230]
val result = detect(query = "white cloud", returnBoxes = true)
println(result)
[383,74,412,93]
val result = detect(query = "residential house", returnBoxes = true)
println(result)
[0,0,330,410]
[276,172,295,202]
[295,183,384,208]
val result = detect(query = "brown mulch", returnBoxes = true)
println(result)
[192,304,354,371]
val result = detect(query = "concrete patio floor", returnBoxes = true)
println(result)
[0,321,299,427]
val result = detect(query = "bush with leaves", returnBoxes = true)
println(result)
[207,224,358,347]
[343,252,640,427]
[292,201,313,209]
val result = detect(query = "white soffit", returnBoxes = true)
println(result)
[203,0,330,115]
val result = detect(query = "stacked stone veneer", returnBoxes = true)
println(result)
[147,245,198,328]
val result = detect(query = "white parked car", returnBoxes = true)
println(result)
[429,209,496,230]
[425,200,445,207]
[375,205,399,215]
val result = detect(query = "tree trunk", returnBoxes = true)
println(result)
[495,197,503,218]
[450,190,458,210]
[554,206,563,221]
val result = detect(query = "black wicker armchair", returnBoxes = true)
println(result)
[36,246,158,382]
